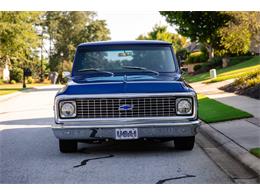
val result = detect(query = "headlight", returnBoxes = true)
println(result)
[59,101,76,118]
[176,98,192,115]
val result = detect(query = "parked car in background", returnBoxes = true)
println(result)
[52,40,200,153]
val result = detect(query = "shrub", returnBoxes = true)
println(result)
[0,79,3,85]
[27,77,34,84]
[233,69,260,88]
[176,48,189,64]
[10,80,16,84]
[186,51,208,64]
[221,69,260,99]
[208,57,222,67]
[200,45,209,56]
[10,67,23,82]
[194,64,202,72]
[193,57,222,74]
[229,56,254,66]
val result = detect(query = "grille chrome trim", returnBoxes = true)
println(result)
[54,92,197,123]
[75,96,177,119]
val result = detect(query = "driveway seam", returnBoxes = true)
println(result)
[246,118,260,127]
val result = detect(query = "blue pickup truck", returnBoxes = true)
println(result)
[52,40,200,153]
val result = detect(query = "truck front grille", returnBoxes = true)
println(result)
[75,96,177,118]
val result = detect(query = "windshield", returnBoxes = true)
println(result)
[72,45,176,76]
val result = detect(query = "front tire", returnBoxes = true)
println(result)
[59,140,78,153]
[174,136,195,150]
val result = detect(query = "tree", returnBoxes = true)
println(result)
[0,12,42,69]
[160,11,232,59]
[44,11,110,73]
[136,24,188,52]
[249,12,260,54]
[217,12,260,56]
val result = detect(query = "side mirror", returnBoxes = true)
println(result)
[62,71,71,79]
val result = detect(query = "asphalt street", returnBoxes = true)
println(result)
[0,85,234,184]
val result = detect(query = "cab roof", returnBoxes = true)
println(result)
[78,40,171,47]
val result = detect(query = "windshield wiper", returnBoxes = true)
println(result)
[77,68,114,76]
[121,65,159,76]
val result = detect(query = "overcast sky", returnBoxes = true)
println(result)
[97,11,177,41]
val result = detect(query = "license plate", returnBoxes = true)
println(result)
[115,128,138,140]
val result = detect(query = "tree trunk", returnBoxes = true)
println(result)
[222,57,230,68]
[207,45,214,60]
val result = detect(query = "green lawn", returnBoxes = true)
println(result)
[184,56,260,83]
[198,94,252,123]
[0,83,50,96]
[250,148,260,158]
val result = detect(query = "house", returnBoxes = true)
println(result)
[181,42,202,74]
[250,33,260,55]
[0,65,10,81]
[0,67,3,79]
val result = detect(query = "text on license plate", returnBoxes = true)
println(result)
[115,128,138,140]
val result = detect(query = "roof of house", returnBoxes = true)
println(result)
[185,42,201,52]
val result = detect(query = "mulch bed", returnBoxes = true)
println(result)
[220,83,260,100]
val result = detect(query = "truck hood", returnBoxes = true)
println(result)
[58,74,194,96]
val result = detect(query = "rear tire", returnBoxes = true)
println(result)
[59,140,78,153]
[174,136,195,150]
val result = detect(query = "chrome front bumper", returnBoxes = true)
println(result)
[52,120,200,140]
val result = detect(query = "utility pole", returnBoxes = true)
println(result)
[22,67,26,89]
[49,34,52,71]
[40,28,44,81]
[59,52,64,84]
[60,52,64,73]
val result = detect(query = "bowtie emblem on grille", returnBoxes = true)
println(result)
[118,104,134,111]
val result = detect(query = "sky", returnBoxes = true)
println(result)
[41,11,176,58]
[97,11,177,41]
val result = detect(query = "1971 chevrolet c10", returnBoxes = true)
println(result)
[52,40,200,153]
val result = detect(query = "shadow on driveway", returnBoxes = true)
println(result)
[0,125,181,158]
[0,115,181,155]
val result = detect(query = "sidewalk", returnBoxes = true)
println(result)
[191,80,260,180]
[191,80,260,117]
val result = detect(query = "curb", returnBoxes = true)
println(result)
[199,123,260,182]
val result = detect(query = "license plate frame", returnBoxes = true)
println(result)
[115,128,138,140]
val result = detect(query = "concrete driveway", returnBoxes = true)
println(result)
[0,86,234,183]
